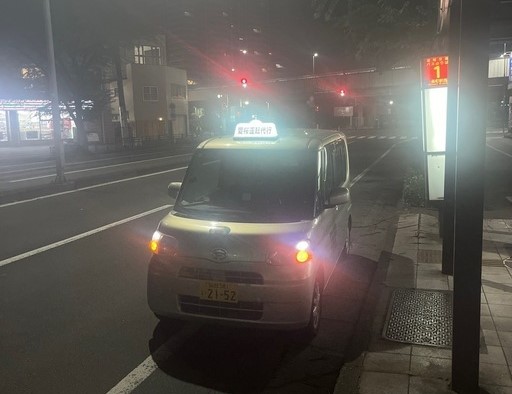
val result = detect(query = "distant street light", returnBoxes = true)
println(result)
[312,53,318,75]
[389,100,394,105]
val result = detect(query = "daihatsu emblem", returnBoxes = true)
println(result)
[211,248,228,261]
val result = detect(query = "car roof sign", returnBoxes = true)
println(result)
[233,119,278,139]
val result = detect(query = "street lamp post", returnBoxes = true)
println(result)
[44,0,66,184]
[312,53,318,75]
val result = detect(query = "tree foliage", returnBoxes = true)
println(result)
[311,0,438,67]
[0,0,166,145]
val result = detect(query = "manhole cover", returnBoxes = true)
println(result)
[383,288,452,347]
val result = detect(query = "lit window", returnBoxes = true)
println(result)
[134,45,161,65]
[143,86,159,102]
[170,84,186,99]
[21,66,44,79]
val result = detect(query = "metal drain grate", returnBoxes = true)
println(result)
[383,288,452,348]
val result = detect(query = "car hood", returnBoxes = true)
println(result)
[157,211,312,264]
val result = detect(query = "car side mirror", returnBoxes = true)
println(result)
[327,187,350,207]
[167,182,182,199]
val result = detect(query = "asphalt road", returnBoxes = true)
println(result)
[2,130,509,393]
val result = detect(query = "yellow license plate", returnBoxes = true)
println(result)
[200,281,238,303]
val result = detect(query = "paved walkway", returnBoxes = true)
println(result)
[335,212,512,394]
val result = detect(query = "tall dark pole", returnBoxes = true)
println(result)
[442,0,461,275]
[43,0,66,184]
[451,0,490,392]
[114,46,130,143]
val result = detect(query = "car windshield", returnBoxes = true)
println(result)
[174,149,317,223]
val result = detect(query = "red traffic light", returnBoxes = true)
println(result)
[241,77,248,87]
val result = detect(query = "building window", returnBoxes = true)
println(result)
[170,84,186,99]
[21,65,44,79]
[143,86,159,102]
[134,45,161,65]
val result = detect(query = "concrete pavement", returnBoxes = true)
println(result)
[334,212,512,394]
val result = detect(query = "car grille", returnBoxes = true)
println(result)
[178,295,263,320]
[179,267,264,285]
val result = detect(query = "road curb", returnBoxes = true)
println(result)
[333,211,400,393]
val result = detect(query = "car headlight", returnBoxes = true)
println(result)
[267,240,313,265]
[149,231,178,257]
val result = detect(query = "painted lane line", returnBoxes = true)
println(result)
[106,355,158,394]
[0,166,187,209]
[389,136,397,139]
[106,323,203,394]
[357,136,365,139]
[368,136,376,139]
[9,153,192,183]
[487,143,512,159]
[350,143,399,188]
[0,205,171,267]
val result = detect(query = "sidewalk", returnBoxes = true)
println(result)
[335,212,512,394]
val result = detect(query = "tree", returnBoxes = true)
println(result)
[0,0,167,147]
[311,0,438,67]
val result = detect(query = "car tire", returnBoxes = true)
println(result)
[298,273,323,340]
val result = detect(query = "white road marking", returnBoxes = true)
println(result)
[350,143,399,187]
[106,323,203,394]
[378,136,386,139]
[0,166,187,209]
[106,355,158,394]
[0,205,171,267]
[487,143,512,159]
[389,136,397,139]
[357,136,365,139]
[9,153,192,182]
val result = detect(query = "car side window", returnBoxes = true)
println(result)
[315,139,347,216]
[332,141,347,188]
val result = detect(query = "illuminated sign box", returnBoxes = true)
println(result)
[421,55,449,201]
[423,56,449,87]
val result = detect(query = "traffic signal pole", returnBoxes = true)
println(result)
[451,0,490,392]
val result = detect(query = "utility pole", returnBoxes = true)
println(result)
[451,0,490,392]
[43,0,66,184]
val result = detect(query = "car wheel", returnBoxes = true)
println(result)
[299,274,323,340]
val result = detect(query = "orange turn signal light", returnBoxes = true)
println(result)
[149,240,159,254]
[295,250,311,263]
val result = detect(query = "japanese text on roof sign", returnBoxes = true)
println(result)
[234,120,278,138]
[424,56,449,87]
[236,125,274,135]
